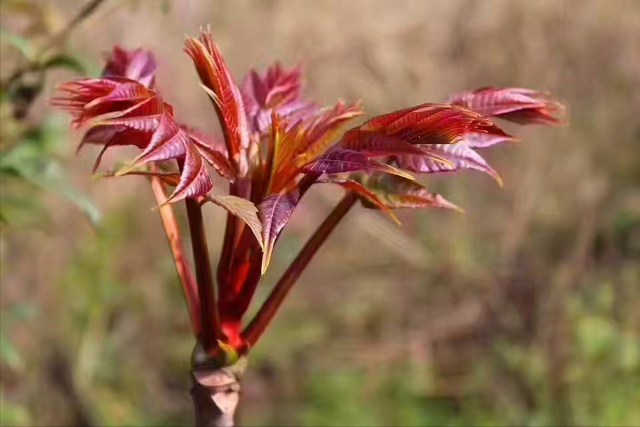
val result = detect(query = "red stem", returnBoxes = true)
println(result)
[185,198,222,352]
[217,178,251,300]
[242,192,357,348]
[150,176,201,336]
[225,174,319,326]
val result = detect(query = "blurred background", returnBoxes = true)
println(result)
[1,0,639,425]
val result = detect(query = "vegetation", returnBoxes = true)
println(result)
[1,1,638,426]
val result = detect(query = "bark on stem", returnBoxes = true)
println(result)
[191,351,247,427]
[242,192,358,347]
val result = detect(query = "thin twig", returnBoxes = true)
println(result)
[0,0,109,91]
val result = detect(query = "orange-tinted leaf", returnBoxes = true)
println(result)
[207,195,264,250]
[293,101,363,167]
[447,87,567,126]
[184,29,250,174]
[321,178,401,225]
[264,101,362,195]
[258,189,301,274]
[303,146,414,181]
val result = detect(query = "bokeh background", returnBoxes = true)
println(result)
[1,0,639,425]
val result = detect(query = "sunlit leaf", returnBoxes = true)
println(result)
[357,103,499,145]
[208,195,263,250]
[163,142,213,204]
[265,101,362,194]
[363,174,463,212]
[321,177,401,225]
[303,146,414,181]
[53,77,235,201]
[258,189,301,274]
[78,125,150,172]
[184,29,250,174]
[396,141,502,186]
[188,130,236,181]
[447,87,567,125]
[464,132,515,149]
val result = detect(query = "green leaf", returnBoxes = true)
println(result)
[0,27,35,59]
[38,53,86,74]
[0,332,23,370]
[0,141,101,226]
[0,391,31,426]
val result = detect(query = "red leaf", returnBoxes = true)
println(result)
[103,46,157,88]
[357,103,497,145]
[447,87,567,126]
[258,189,301,274]
[184,29,251,175]
[396,142,502,185]
[165,142,213,204]
[207,195,263,250]
[303,146,414,181]
[295,101,363,164]
[191,137,236,181]
[52,78,125,127]
[321,178,401,225]
[339,129,451,164]
[463,132,515,149]
[365,174,463,212]
[180,125,227,156]
[265,101,363,194]
[54,77,235,201]
[78,125,150,172]
[129,112,189,164]
[179,125,235,180]
[241,63,317,134]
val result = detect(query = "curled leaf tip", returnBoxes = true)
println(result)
[493,172,504,188]
[91,171,111,180]
[390,213,402,226]
[113,163,137,177]
[260,252,273,274]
